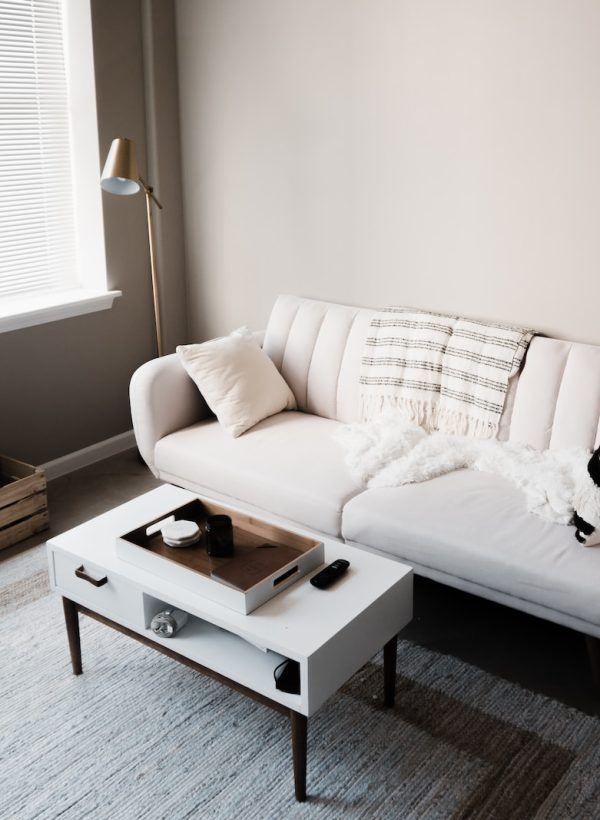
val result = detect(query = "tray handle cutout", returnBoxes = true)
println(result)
[146,515,175,537]
[273,565,299,587]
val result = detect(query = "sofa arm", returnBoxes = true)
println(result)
[130,353,210,475]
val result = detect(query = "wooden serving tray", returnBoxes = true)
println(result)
[116,498,324,614]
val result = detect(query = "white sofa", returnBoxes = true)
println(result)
[130,294,600,643]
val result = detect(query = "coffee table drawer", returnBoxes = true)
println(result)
[51,550,142,627]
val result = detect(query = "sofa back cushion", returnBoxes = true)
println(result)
[508,337,600,451]
[263,294,374,423]
[263,294,600,450]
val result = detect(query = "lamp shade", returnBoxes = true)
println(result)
[100,137,140,195]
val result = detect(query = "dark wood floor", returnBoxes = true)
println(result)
[404,576,599,715]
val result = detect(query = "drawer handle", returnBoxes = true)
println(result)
[75,565,108,587]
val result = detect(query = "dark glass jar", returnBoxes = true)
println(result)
[205,514,234,557]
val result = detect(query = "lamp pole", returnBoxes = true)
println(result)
[139,176,163,357]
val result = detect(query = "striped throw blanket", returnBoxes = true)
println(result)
[359,308,534,438]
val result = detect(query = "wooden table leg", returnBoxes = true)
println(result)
[62,597,82,675]
[383,634,397,707]
[290,710,307,802]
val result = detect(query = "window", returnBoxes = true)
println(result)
[0,0,119,332]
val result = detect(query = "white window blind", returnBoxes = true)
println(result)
[0,0,78,299]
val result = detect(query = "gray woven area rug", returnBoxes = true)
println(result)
[2,545,600,820]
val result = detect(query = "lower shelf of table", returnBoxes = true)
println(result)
[142,593,301,708]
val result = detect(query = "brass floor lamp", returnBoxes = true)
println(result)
[101,137,165,357]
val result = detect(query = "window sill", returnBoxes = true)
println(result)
[0,289,122,333]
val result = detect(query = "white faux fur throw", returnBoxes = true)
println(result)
[336,412,598,536]
[359,307,534,439]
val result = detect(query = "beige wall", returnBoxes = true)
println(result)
[0,0,186,464]
[176,0,600,344]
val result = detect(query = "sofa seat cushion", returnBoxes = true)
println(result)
[342,470,600,629]
[154,411,363,537]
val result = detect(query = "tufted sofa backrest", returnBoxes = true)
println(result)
[507,337,600,451]
[263,294,374,423]
[262,294,600,450]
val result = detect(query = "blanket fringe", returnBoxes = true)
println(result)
[360,396,439,431]
[360,396,498,440]
[436,408,498,440]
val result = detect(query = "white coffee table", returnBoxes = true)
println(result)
[47,485,413,801]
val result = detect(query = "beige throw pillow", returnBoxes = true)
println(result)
[177,328,296,437]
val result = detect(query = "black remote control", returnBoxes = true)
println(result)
[310,559,350,589]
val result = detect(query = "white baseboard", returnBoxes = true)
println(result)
[42,430,137,480]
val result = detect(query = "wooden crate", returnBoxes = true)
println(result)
[0,455,49,551]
